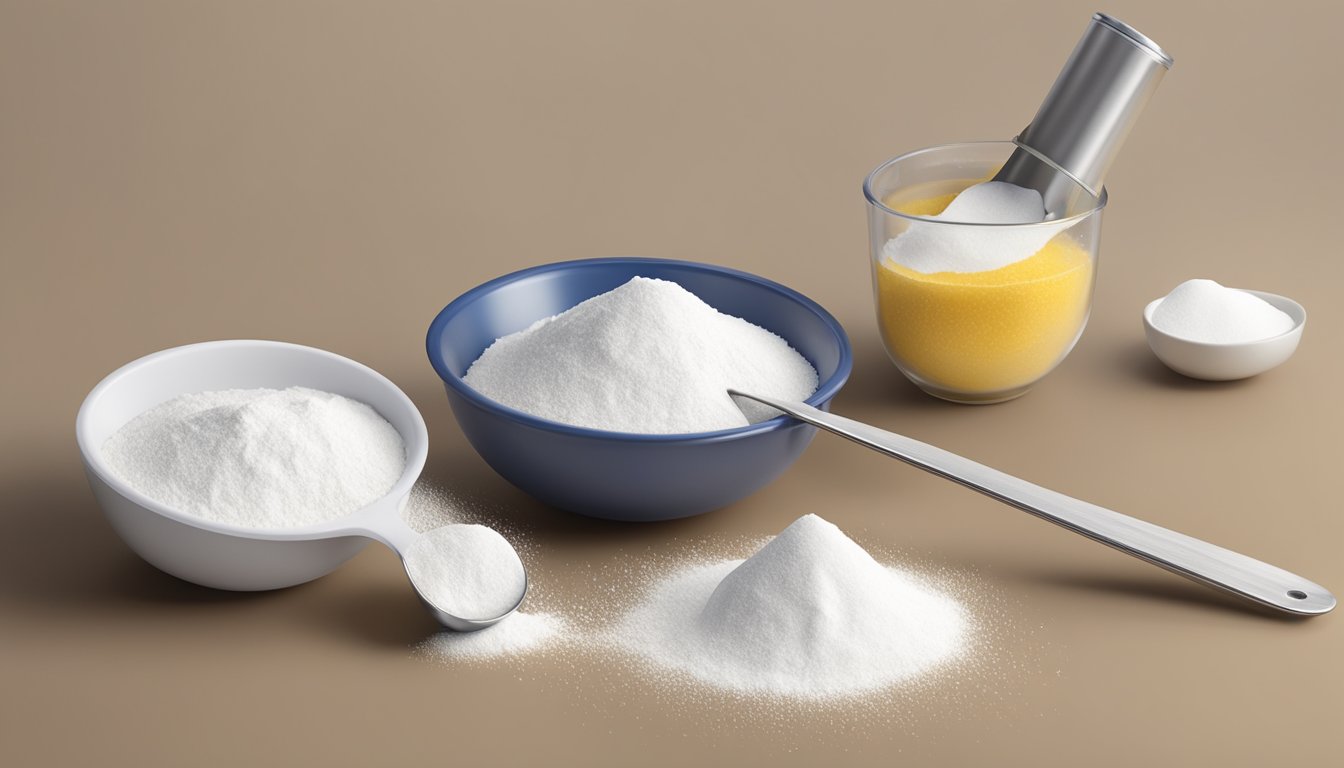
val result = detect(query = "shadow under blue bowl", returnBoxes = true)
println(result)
[425,257,852,521]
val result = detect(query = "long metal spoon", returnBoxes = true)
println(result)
[729,390,1334,616]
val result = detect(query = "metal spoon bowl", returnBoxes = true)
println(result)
[414,575,529,633]
[354,515,528,632]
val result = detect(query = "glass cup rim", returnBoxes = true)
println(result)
[863,141,1109,228]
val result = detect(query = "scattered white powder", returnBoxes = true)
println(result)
[1151,279,1295,344]
[883,180,1074,274]
[402,504,1007,721]
[420,612,566,662]
[462,276,818,434]
[101,386,405,528]
[608,514,969,699]
[402,481,521,535]
[404,524,527,620]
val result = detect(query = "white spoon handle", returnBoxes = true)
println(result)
[730,390,1334,616]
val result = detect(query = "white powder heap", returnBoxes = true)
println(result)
[462,276,818,434]
[609,514,969,699]
[883,180,1073,274]
[420,612,566,662]
[403,524,527,620]
[1151,279,1295,344]
[101,386,405,528]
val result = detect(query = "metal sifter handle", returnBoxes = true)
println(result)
[995,13,1173,214]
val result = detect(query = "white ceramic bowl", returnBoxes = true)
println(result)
[75,340,429,591]
[1143,290,1306,381]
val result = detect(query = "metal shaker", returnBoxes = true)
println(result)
[994,13,1173,215]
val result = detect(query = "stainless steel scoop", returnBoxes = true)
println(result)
[356,515,528,632]
[729,390,1335,616]
[994,13,1173,216]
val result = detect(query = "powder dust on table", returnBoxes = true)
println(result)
[404,510,1006,723]
[462,276,818,434]
[605,514,970,700]
[404,482,491,532]
[397,487,977,699]
[419,612,567,662]
[101,386,405,528]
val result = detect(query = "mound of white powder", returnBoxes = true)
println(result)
[883,180,1074,274]
[403,524,527,620]
[101,386,405,528]
[1151,279,1295,344]
[609,514,969,699]
[462,276,818,434]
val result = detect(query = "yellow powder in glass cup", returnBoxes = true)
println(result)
[874,187,1094,400]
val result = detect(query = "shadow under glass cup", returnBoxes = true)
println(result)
[864,142,1107,404]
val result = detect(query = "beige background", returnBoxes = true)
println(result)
[3,1,1342,765]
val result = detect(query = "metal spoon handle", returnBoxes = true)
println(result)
[731,390,1334,616]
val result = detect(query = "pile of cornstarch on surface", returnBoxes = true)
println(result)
[462,276,818,433]
[1151,279,1295,343]
[102,386,405,528]
[883,180,1074,274]
[404,524,527,620]
[608,514,969,699]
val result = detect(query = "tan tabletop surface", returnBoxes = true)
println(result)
[4,1,1342,765]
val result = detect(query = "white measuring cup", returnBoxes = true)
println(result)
[77,340,525,631]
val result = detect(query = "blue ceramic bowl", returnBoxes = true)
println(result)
[425,258,852,521]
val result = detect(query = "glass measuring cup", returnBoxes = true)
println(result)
[864,142,1106,403]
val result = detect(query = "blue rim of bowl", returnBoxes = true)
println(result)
[426,257,854,444]
[862,141,1109,226]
